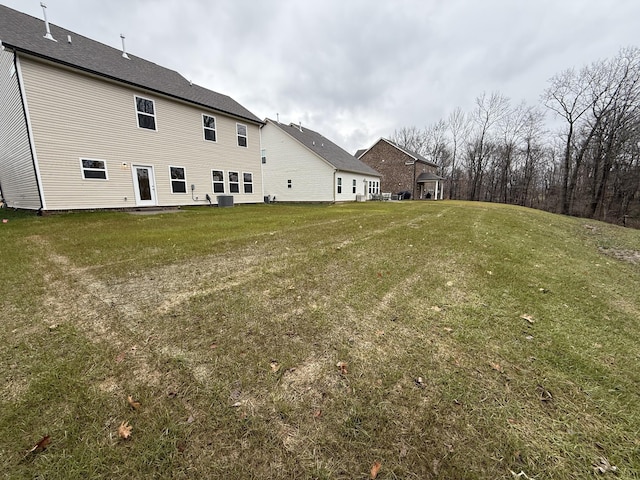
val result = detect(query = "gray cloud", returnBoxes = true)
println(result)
[5,0,640,153]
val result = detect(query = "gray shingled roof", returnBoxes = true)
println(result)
[266,119,381,177]
[358,138,438,167]
[416,172,444,182]
[0,4,261,124]
[384,139,438,167]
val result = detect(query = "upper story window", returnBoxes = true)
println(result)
[236,123,247,147]
[170,166,187,193]
[135,96,156,130]
[203,115,216,142]
[81,158,108,180]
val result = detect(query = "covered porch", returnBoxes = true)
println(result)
[416,172,445,200]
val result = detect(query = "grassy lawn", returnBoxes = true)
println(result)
[1,201,639,479]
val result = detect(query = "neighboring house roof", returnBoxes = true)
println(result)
[0,4,261,124]
[354,148,367,158]
[265,119,381,177]
[358,138,438,168]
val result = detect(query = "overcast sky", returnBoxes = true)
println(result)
[4,0,640,153]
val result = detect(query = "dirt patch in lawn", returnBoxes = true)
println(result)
[599,247,640,264]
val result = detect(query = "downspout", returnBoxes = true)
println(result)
[14,53,45,212]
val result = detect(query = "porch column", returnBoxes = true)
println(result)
[434,181,439,200]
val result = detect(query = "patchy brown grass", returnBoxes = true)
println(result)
[1,202,639,479]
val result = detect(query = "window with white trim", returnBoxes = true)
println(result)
[135,96,156,130]
[287,179,292,189]
[170,166,187,194]
[243,172,253,194]
[236,123,247,147]
[229,171,240,193]
[337,177,342,194]
[212,170,225,193]
[352,179,357,194]
[80,158,108,180]
[203,115,216,142]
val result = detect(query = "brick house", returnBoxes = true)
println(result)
[356,138,444,199]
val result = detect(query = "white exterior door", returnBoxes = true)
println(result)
[132,165,157,206]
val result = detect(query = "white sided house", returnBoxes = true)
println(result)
[0,4,263,212]
[260,119,381,202]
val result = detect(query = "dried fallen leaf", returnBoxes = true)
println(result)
[370,461,382,479]
[115,351,126,363]
[431,305,442,312]
[490,362,503,373]
[313,409,322,419]
[270,361,281,373]
[118,421,132,440]
[520,314,535,324]
[27,435,51,455]
[443,327,453,333]
[127,395,141,410]
[336,361,348,375]
[186,415,195,424]
[375,330,385,337]
[209,343,218,349]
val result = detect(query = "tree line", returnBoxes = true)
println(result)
[391,46,640,228]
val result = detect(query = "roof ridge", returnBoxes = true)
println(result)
[0,4,261,124]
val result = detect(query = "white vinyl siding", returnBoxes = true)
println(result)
[261,121,382,202]
[17,56,262,210]
[261,122,335,202]
[0,50,41,210]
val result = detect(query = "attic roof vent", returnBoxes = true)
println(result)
[67,35,72,44]
[120,34,129,59]
[40,3,57,42]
